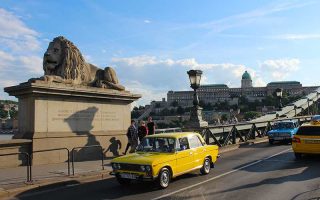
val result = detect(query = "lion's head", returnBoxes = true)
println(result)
[43,36,90,83]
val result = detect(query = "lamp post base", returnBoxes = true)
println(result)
[184,106,208,129]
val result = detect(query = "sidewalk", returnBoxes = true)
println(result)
[0,137,268,198]
[0,159,113,198]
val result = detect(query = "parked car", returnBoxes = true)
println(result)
[292,115,320,159]
[110,132,219,189]
[267,120,300,144]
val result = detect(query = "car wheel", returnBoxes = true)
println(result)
[116,175,131,185]
[294,153,302,160]
[200,157,211,175]
[269,139,274,145]
[157,167,170,189]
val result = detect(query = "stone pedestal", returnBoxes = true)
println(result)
[184,106,208,130]
[5,81,141,165]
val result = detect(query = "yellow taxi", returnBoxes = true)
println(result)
[110,132,219,188]
[292,115,320,159]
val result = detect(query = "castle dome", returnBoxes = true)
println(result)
[242,71,252,80]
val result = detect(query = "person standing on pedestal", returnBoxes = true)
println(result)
[147,116,156,135]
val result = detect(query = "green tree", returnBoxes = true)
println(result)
[176,106,185,115]
[221,114,228,122]
[171,100,179,107]
[244,111,260,120]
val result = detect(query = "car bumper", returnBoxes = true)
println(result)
[268,136,292,141]
[110,171,157,181]
[292,144,320,154]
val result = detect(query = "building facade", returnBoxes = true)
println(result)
[167,71,319,107]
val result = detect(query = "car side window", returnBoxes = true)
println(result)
[177,137,190,151]
[188,135,203,149]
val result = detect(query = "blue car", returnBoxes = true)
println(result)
[267,120,300,144]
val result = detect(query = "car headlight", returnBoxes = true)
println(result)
[145,165,151,172]
[140,165,146,171]
[111,163,116,170]
[269,133,273,137]
[116,163,121,169]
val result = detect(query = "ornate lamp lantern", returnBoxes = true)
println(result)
[185,69,208,129]
[275,88,283,110]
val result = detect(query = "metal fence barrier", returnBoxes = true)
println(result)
[32,148,70,176]
[0,152,31,182]
[71,145,104,176]
[200,115,312,147]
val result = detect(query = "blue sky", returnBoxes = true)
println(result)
[1,0,320,106]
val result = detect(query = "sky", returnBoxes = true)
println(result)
[1,0,320,106]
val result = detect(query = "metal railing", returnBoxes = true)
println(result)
[0,152,31,182]
[71,145,104,176]
[200,115,312,147]
[32,148,70,176]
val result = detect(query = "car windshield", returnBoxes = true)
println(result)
[136,137,176,153]
[272,122,294,130]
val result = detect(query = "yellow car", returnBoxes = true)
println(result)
[292,115,320,159]
[110,132,219,188]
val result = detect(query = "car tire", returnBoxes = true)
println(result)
[200,157,211,175]
[116,175,131,185]
[294,153,302,160]
[269,139,274,145]
[157,167,171,189]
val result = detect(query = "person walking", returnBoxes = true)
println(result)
[123,120,139,154]
[138,121,148,142]
[147,116,156,135]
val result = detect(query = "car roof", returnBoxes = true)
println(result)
[275,120,298,123]
[146,132,198,139]
[300,122,320,127]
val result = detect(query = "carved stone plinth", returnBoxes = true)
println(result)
[5,81,141,165]
[184,106,208,130]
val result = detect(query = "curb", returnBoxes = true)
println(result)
[0,170,112,199]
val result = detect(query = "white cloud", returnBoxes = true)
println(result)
[0,8,43,100]
[125,80,166,106]
[144,20,151,24]
[0,8,40,51]
[0,50,15,69]
[275,34,320,40]
[260,58,300,80]
[112,55,262,105]
[18,56,43,75]
[186,1,316,33]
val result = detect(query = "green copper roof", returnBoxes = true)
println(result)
[200,84,228,88]
[267,81,301,85]
[242,71,252,80]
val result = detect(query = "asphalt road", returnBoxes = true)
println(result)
[9,142,320,200]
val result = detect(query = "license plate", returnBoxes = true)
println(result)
[120,173,137,179]
[304,140,320,144]
[274,137,284,140]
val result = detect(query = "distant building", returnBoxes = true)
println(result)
[167,71,319,106]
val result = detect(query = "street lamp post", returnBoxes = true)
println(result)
[307,99,313,115]
[275,88,283,111]
[185,70,208,129]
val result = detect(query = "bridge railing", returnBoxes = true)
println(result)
[199,115,312,147]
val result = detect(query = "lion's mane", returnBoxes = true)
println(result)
[44,36,91,84]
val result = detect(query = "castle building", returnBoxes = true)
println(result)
[167,71,318,107]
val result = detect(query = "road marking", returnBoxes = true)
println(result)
[152,148,291,200]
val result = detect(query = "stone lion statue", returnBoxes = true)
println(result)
[39,36,125,91]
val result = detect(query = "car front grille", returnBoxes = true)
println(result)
[272,132,291,137]
[120,163,141,171]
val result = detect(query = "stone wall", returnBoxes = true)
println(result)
[0,139,32,168]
